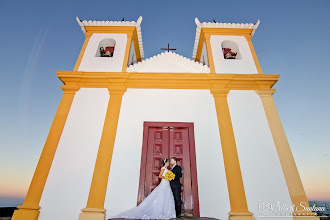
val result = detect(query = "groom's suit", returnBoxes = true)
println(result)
[170,165,182,217]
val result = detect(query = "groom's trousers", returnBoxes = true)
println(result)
[172,187,182,217]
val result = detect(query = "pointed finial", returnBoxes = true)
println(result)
[76,16,83,26]
[137,16,143,25]
[251,19,260,36]
[195,17,200,26]
[254,19,260,29]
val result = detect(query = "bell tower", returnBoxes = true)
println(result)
[74,16,144,72]
[193,18,262,74]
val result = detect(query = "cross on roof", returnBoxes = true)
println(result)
[161,43,176,52]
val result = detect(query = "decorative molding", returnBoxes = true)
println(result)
[61,85,80,93]
[255,89,276,96]
[56,71,279,90]
[127,51,210,73]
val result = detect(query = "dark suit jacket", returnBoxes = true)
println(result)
[170,165,182,189]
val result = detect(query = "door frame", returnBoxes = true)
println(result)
[137,121,200,217]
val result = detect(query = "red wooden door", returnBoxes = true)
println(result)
[138,122,200,216]
[169,128,192,211]
[144,127,170,193]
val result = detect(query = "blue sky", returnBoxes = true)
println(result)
[0,0,329,206]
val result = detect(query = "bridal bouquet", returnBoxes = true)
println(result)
[165,171,175,181]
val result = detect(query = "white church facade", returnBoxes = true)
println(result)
[12,16,319,220]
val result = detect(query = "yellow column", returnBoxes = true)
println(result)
[74,32,92,71]
[79,85,127,220]
[204,33,216,73]
[256,89,319,220]
[12,84,80,220]
[211,88,255,220]
[245,35,263,74]
[122,33,133,72]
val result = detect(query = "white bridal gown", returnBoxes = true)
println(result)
[111,167,176,220]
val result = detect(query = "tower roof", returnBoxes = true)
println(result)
[76,16,144,59]
[127,51,210,73]
[192,18,260,60]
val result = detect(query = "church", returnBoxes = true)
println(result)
[12,16,319,220]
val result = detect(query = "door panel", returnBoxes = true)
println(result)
[145,127,169,195]
[169,128,192,211]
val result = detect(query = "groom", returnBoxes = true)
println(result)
[170,157,182,218]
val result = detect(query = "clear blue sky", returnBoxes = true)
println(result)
[0,0,329,207]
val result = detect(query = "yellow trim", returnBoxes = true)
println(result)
[246,36,263,74]
[132,28,142,62]
[211,88,255,220]
[195,35,203,62]
[57,71,279,90]
[79,85,127,220]
[195,30,216,73]
[200,27,254,37]
[204,34,216,73]
[74,33,92,71]
[122,33,133,72]
[12,85,80,220]
[84,26,135,33]
[256,89,320,220]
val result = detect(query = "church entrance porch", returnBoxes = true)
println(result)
[137,122,200,217]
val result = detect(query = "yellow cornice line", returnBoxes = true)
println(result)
[201,27,254,37]
[84,26,136,33]
[56,71,279,90]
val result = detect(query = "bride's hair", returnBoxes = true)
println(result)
[160,158,168,166]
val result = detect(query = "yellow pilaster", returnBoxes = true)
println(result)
[79,85,127,220]
[12,85,80,220]
[204,34,216,73]
[211,88,255,220]
[122,33,133,72]
[74,32,92,71]
[245,36,263,74]
[256,89,319,220]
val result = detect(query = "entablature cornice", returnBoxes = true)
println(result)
[56,71,279,90]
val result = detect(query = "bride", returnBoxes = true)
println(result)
[110,158,176,219]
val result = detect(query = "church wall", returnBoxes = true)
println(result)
[78,33,127,72]
[210,35,258,74]
[104,88,231,220]
[227,90,293,220]
[38,88,110,220]
[127,40,136,66]
[200,42,209,66]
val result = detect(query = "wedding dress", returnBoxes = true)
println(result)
[110,167,176,220]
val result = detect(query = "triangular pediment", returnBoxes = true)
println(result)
[127,51,210,73]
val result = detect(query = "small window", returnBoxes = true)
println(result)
[96,38,116,57]
[221,40,241,60]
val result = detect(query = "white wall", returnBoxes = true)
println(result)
[127,40,136,67]
[105,88,230,220]
[200,42,209,66]
[227,90,293,220]
[38,88,110,220]
[78,33,127,72]
[37,88,293,220]
[210,35,258,74]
